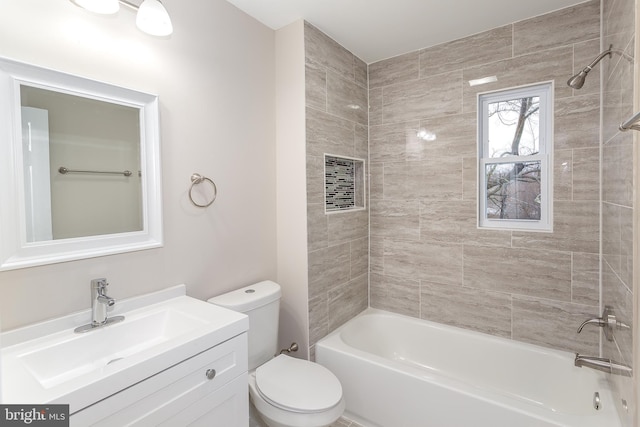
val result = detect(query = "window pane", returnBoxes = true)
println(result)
[485,161,541,220]
[487,97,540,158]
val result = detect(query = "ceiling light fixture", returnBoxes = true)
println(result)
[71,0,173,36]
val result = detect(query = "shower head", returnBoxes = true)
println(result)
[567,69,590,89]
[567,45,613,89]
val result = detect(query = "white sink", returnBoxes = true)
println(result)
[1,285,248,414]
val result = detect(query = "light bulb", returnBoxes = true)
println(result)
[71,0,119,14]
[136,0,173,36]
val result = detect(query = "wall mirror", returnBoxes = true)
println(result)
[0,57,163,271]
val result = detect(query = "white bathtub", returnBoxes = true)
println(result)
[316,309,621,427]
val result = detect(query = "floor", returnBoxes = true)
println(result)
[250,401,367,427]
[332,416,367,427]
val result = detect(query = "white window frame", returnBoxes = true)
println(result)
[477,82,553,232]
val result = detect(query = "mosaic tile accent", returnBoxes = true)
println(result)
[325,155,364,212]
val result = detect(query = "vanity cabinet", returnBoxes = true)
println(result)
[70,333,248,427]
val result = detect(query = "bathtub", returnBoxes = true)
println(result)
[316,309,621,427]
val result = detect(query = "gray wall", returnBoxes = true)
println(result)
[304,22,369,355]
[367,0,602,355]
[602,0,635,424]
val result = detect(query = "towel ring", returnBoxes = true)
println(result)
[189,173,217,207]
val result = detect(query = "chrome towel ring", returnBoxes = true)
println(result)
[189,173,217,207]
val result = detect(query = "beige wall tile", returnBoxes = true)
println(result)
[572,252,599,306]
[354,56,367,88]
[603,0,635,76]
[355,124,368,160]
[308,243,351,300]
[420,25,512,77]
[420,200,511,247]
[463,245,572,301]
[619,206,633,288]
[305,64,326,111]
[307,203,328,251]
[306,107,355,157]
[371,199,420,241]
[370,273,420,317]
[327,209,369,245]
[383,158,463,200]
[602,262,633,366]
[601,15,635,407]
[327,71,368,125]
[602,202,622,275]
[512,295,599,354]
[370,236,384,275]
[304,22,354,81]
[513,0,600,56]
[383,70,463,123]
[327,274,368,331]
[369,162,384,200]
[463,46,574,113]
[350,237,369,279]
[572,148,599,201]
[369,87,383,126]
[417,113,476,158]
[420,282,512,338]
[462,157,477,201]
[603,133,634,207]
[306,154,324,205]
[309,294,328,347]
[369,121,421,163]
[369,51,419,89]
[603,68,626,141]
[554,149,572,201]
[554,94,600,150]
[511,201,599,253]
[602,203,631,301]
[384,239,463,285]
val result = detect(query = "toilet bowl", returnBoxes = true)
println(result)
[208,281,345,427]
[249,355,345,427]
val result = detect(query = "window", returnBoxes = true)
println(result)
[478,82,553,231]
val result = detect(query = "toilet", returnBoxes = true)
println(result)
[208,280,345,427]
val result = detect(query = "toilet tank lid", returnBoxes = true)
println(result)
[207,280,281,312]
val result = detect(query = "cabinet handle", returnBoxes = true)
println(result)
[206,369,216,380]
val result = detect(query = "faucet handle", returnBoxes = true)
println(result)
[91,278,109,292]
[577,306,630,341]
[577,317,606,333]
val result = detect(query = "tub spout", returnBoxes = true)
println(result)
[574,353,632,377]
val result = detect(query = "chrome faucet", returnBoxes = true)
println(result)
[577,305,630,341]
[91,278,115,325]
[74,278,125,333]
[574,354,632,377]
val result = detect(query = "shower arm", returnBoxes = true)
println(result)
[581,46,613,74]
[577,44,633,74]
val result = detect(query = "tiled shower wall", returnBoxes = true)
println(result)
[304,23,369,354]
[602,0,635,424]
[368,0,602,355]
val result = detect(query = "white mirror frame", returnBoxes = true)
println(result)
[0,57,163,271]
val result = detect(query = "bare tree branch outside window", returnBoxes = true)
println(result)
[485,97,541,220]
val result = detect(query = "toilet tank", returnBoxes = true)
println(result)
[208,280,281,370]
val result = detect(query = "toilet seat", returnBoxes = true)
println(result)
[255,355,343,414]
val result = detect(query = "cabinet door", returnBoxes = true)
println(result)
[159,373,248,427]
[71,333,248,426]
